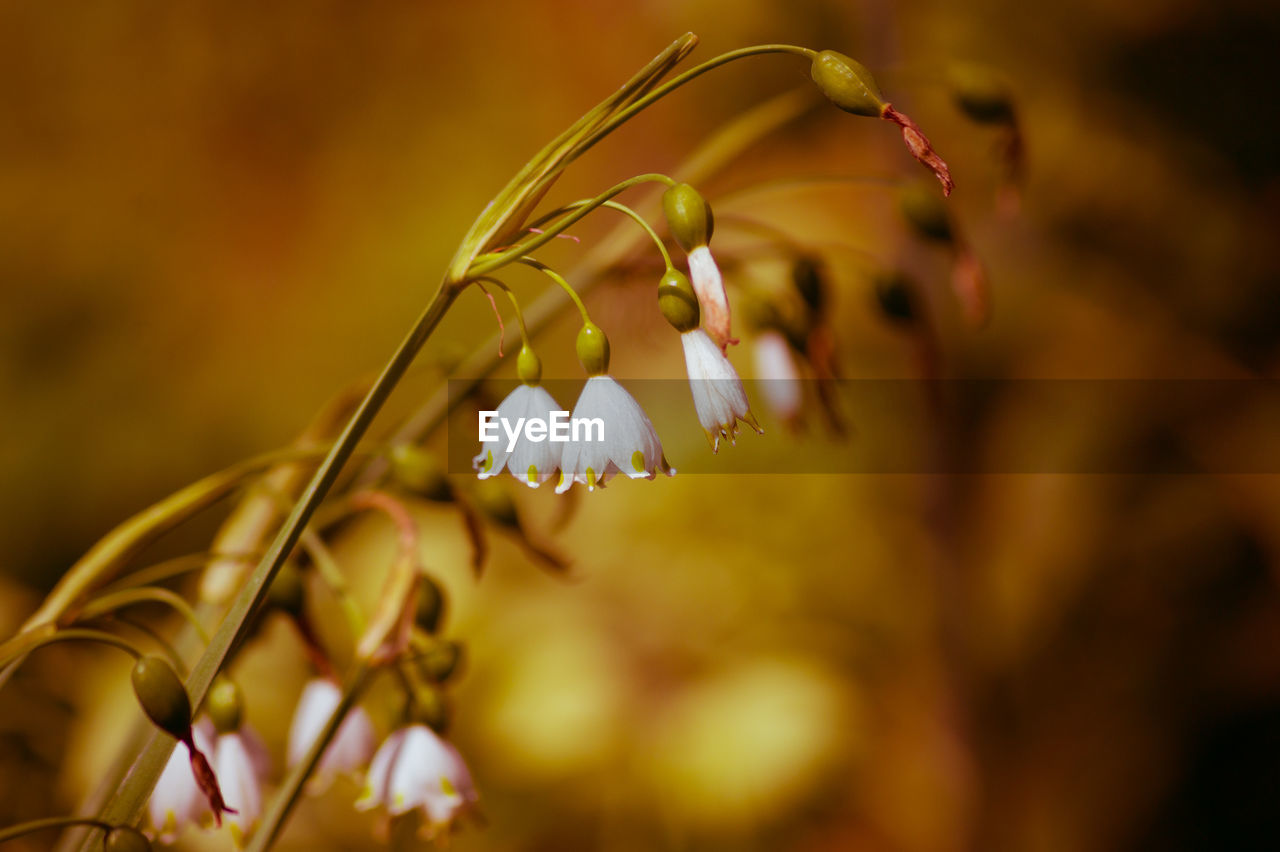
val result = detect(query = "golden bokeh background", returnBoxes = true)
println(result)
[3,0,1280,850]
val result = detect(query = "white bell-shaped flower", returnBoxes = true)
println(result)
[473,383,564,488]
[356,724,479,840]
[556,376,674,492]
[752,330,802,424]
[286,677,377,793]
[680,328,761,451]
[147,719,216,844]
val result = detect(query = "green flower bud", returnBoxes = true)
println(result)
[792,256,827,313]
[104,826,152,852]
[131,656,191,740]
[416,575,446,634]
[517,344,542,385]
[206,676,243,734]
[658,268,699,332]
[408,684,450,733]
[898,182,953,243]
[417,639,464,684]
[389,444,452,503]
[474,483,519,530]
[662,183,714,252]
[575,322,610,376]
[949,63,1015,125]
[811,50,886,117]
[873,270,918,325]
[267,561,305,615]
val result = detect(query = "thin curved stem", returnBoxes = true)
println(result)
[564,45,816,169]
[0,816,111,845]
[515,258,592,324]
[110,614,187,674]
[103,551,255,594]
[0,628,143,669]
[78,587,210,645]
[532,199,674,269]
[474,277,531,347]
[467,173,676,277]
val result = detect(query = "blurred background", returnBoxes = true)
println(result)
[2,0,1280,850]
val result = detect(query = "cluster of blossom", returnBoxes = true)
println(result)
[473,182,763,491]
[148,676,477,846]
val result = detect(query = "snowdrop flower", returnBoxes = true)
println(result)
[356,724,479,840]
[556,323,674,492]
[681,327,761,451]
[659,268,761,451]
[202,677,268,848]
[752,330,802,425]
[473,345,563,487]
[663,182,735,350]
[287,677,377,792]
[148,719,216,844]
[215,730,265,847]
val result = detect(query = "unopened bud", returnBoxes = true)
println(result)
[811,50,886,117]
[418,639,464,684]
[131,656,191,740]
[873,271,918,325]
[792,256,828,313]
[658,268,699,332]
[575,322,610,376]
[390,444,452,503]
[949,63,1015,125]
[474,483,519,530]
[899,182,953,243]
[267,561,305,614]
[408,685,450,734]
[206,676,243,735]
[517,344,542,385]
[415,575,446,634]
[104,826,151,852]
[662,183,714,252]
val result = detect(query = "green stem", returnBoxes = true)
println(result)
[563,45,816,169]
[516,258,592,324]
[245,663,374,852]
[467,173,675,277]
[111,614,188,674]
[78,587,211,644]
[82,281,459,846]
[475,277,532,347]
[0,628,143,669]
[0,817,111,845]
[533,199,674,268]
[103,551,254,594]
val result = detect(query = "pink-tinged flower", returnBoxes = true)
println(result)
[688,246,736,351]
[473,383,565,488]
[148,720,216,844]
[555,376,674,493]
[287,678,377,792]
[356,724,479,840]
[215,729,268,847]
[680,328,761,452]
[752,330,803,425]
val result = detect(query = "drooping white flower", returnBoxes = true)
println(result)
[148,719,216,844]
[473,383,564,488]
[287,677,377,792]
[215,729,266,847]
[752,330,802,425]
[555,375,674,492]
[680,328,762,452]
[688,246,736,351]
[356,724,479,840]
